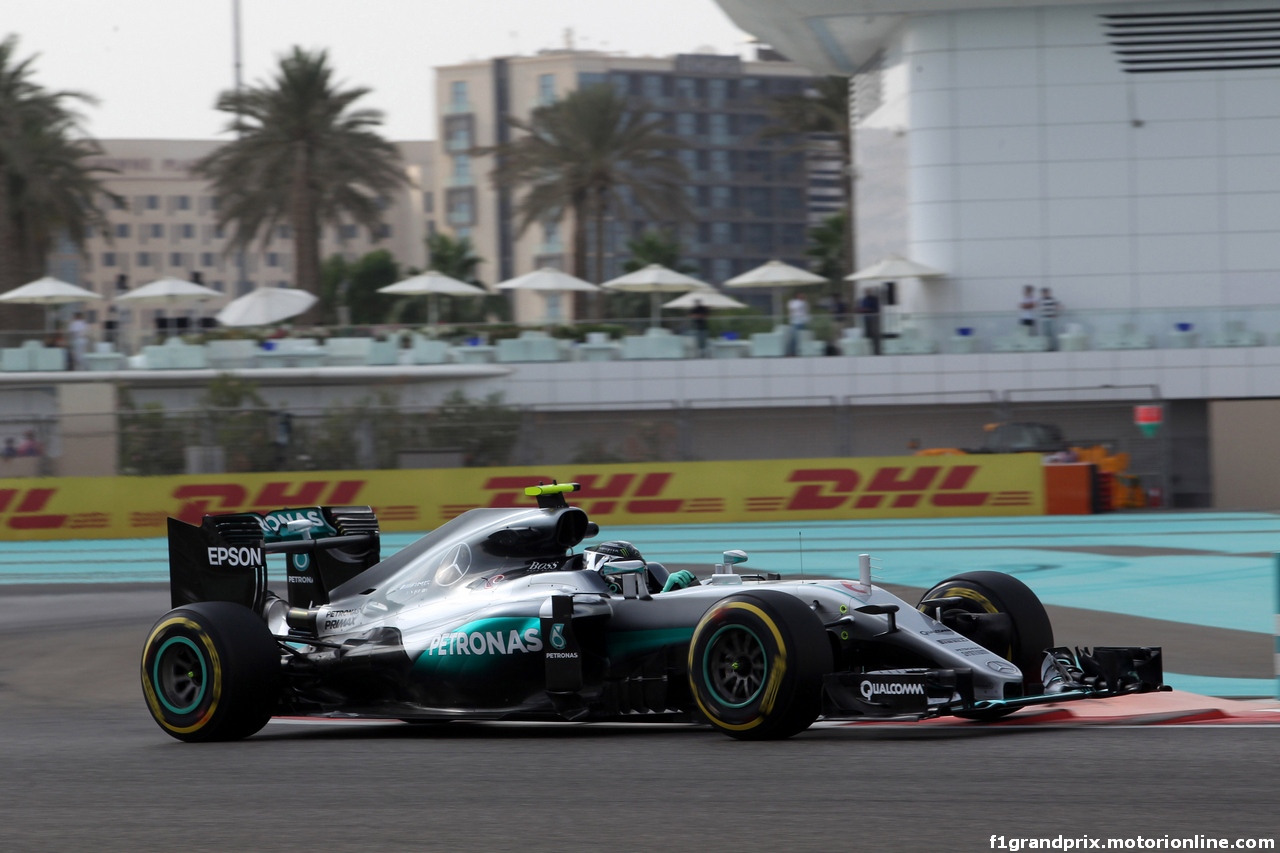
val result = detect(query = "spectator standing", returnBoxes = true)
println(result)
[831,294,849,331]
[17,430,42,457]
[786,293,810,356]
[1038,287,1061,350]
[859,286,882,354]
[689,299,710,357]
[68,311,88,370]
[1019,285,1037,334]
[2,437,16,460]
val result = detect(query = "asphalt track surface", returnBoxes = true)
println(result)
[1,584,1278,852]
[2,512,1278,851]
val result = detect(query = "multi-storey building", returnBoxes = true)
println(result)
[65,139,433,320]
[431,50,827,321]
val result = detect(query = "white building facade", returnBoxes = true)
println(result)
[715,0,1280,317]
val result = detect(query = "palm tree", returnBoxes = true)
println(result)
[478,85,690,304]
[621,229,697,275]
[426,231,482,284]
[194,48,407,319]
[423,232,507,324]
[763,76,853,271]
[0,36,111,326]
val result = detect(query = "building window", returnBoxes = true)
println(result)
[102,252,116,267]
[338,224,357,240]
[746,187,771,217]
[238,280,253,296]
[711,258,732,283]
[453,153,472,184]
[711,186,733,209]
[266,253,279,267]
[444,114,473,152]
[454,226,472,240]
[111,195,128,211]
[745,223,773,251]
[137,252,152,267]
[278,225,291,239]
[201,252,215,267]
[677,149,696,175]
[375,224,392,239]
[710,150,730,176]
[781,223,805,245]
[423,191,434,214]
[778,187,804,212]
[211,280,225,292]
[145,195,159,210]
[609,72,630,96]
[114,223,130,238]
[169,252,184,267]
[446,187,476,226]
[209,197,220,212]
[708,78,729,107]
[214,225,225,239]
[711,222,732,245]
[450,80,468,110]
[709,113,730,143]
[180,224,195,239]
[149,224,164,238]
[175,195,191,211]
[642,74,663,100]
[675,77,696,100]
[538,73,556,105]
[676,113,696,137]
[578,72,607,89]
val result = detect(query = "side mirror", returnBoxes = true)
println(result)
[286,518,315,540]
[722,549,748,566]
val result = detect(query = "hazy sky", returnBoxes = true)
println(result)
[4,0,755,142]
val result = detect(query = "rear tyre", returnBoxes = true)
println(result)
[688,591,831,740]
[917,570,1054,720]
[141,601,280,742]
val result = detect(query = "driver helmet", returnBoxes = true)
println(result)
[583,540,644,573]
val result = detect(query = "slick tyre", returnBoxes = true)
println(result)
[918,571,1054,719]
[141,601,280,742]
[688,592,831,740]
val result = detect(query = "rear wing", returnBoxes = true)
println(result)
[167,506,381,612]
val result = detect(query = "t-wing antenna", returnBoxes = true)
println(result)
[525,481,581,509]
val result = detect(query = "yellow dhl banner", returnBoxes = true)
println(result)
[0,455,1044,541]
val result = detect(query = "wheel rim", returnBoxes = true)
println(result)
[703,624,768,708]
[154,636,207,715]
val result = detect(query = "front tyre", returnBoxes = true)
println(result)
[688,592,831,740]
[917,571,1054,720]
[141,601,280,742]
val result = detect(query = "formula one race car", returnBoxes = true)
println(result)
[141,483,1166,742]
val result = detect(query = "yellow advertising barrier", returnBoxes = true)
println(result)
[0,455,1044,541]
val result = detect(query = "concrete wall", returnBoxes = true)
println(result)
[1209,398,1280,509]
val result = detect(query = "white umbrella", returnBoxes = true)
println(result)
[215,286,317,327]
[723,260,827,318]
[0,277,102,330]
[0,277,101,304]
[117,278,224,343]
[377,271,487,325]
[495,267,599,292]
[662,290,748,310]
[847,255,945,281]
[602,264,714,326]
[496,267,599,323]
[115,277,222,306]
